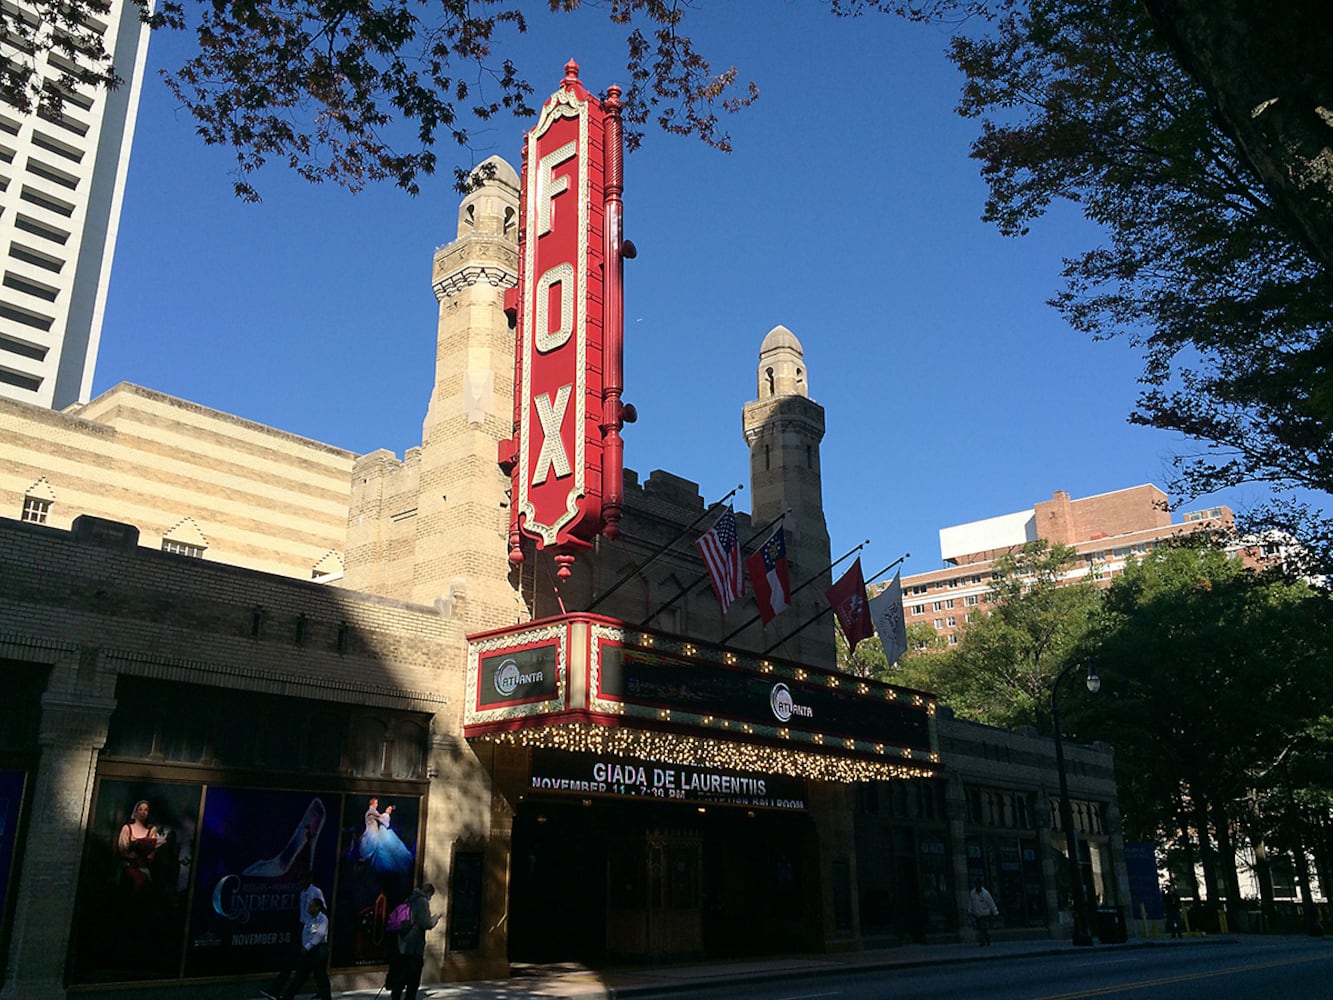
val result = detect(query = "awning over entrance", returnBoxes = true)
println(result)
[465,614,938,783]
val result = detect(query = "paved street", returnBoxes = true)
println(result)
[257,935,1333,999]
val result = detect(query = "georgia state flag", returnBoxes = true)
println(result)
[747,526,792,624]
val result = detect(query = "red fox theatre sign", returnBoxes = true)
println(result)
[500,60,631,579]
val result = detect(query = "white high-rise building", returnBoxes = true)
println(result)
[0,0,150,409]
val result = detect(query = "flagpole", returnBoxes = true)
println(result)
[636,508,789,628]
[587,484,743,613]
[759,550,908,655]
[721,538,868,647]
[864,552,911,587]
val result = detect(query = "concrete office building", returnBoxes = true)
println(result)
[0,0,150,408]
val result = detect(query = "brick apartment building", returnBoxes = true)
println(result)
[898,485,1266,647]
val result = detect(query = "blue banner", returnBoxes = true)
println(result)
[1124,842,1163,919]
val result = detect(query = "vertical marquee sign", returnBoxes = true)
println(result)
[500,60,631,579]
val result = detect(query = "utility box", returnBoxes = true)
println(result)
[1095,906,1128,943]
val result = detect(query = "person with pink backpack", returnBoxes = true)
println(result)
[384,883,439,1000]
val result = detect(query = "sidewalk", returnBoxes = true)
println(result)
[307,935,1235,999]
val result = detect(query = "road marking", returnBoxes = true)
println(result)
[1033,951,1333,999]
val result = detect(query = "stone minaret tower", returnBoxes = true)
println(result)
[741,326,833,668]
[412,156,529,629]
[344,156,529,630]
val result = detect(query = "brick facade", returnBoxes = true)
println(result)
[0,384,355,581]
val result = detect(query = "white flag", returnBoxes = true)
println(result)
[870,572,908,665]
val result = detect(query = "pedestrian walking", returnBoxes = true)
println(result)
[263,873,325,1000]
[1162,882,1184,939]
[389,883,440,1000]
[280,896,332,1000]
[968,877,999,946]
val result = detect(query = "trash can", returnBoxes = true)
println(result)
[1094,906,1128,943]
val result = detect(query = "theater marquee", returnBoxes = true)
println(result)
[465,614,939,784]
[529,751,809,810]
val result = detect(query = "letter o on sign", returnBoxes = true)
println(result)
[535,262,575,353]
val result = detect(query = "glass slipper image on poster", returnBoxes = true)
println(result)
[243,798,327,878]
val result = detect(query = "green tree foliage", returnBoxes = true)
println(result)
[0,0,758,200]
[1248,713,1333,921]
[834,625,886,680]
[835,620,942,682]
[1140,1,1333,274]
[947,0,1333,571]
[841,1,1333,273]
[890,541,1101,730]
[1076,541,1333,905]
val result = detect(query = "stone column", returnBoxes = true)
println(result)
[807,782,859,950]
[1,692,115,1000]
[420,720,510,984]
[943,773,975,943]
[1035,787,1066,938]
[1105,804,1132,924]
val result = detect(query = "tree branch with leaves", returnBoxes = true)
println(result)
[1,0,757,200]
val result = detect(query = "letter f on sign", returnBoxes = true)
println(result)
[532,383,573,485]
[537,141,577,236]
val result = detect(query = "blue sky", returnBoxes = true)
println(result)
[93,2,1250,579]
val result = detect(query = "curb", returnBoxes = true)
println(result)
[607,937,1242,998]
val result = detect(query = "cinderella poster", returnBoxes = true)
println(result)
[331,792,422,967]
[185,786,337,977]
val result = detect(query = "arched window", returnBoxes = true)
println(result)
[388,719,428,779]
[765,367,775,396]
[349,716,390,776]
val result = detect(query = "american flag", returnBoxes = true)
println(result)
[697,509,744,614]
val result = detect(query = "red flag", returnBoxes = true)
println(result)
[827,557,873,652]
[746,525,792,623]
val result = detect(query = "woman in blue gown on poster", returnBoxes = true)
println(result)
[358,798,414,874]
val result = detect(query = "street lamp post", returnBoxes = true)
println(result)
[1051,659,1100,947]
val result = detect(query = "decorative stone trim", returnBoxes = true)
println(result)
[433,264,517,301]
[37,693,117,748]
[0,633,73,661]
[103,649,450,713]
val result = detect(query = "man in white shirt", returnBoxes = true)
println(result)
[968,877,1000,946]
[263,874,326,1000]
[280,896,331,1000]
